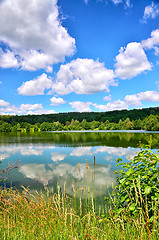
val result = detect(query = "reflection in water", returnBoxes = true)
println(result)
[0,131,158,196]
[105,155,113,162]
[0,145,55,157]
[21,148,43,156]
[51,153,67,162]
[19,163,116,197]
[19,164,54,186]
[0,143,141,197]
[93,146,140,159]
[0,131,158,148]
[70,147,92,156]
[0,153,10,161]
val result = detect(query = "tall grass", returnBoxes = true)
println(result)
[0,185,158,240]
[0,147,159,239]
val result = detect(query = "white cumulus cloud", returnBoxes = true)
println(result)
[69,101,92,112]
[20,104,43,111]
[124,94,142,106]
[49,58,115,95]
[111,0,123,5]
[0,101,56,115]
[111,0,132,7]
[18,73,53,95]
[141,29,159,51]
[125,91,159,106]
[0,0,75,71]
[0,105,20,115]
[115,42,152,79]
[93,100,128,111]
[143,2,159,23]
[138,90,159,101]
[30,109,56,115]
[0,49,19,68]
[0,99,10,107]
[103,95,111,101]
[50,97,66,106]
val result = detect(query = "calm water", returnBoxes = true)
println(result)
[0,131,158,198]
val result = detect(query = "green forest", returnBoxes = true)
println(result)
[0,107,159,132]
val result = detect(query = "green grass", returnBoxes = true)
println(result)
[0,144,159,239]
[0,186,158,240]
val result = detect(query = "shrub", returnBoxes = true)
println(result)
[106,141,159,235]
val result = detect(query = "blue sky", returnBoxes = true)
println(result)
[0,0,159,115]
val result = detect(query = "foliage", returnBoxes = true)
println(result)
[103,141,159,236]
[0,186,158,239]
[143,115,159,131]
[0,113,159,132]
[0,106,159,125]
[0,121,12,132]
[0,161,19,182]
[0,145,159,239]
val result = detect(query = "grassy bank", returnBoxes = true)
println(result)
[0,145,159,239]
[0,186,158,240]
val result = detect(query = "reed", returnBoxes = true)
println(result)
[0,146,158,239]
[0,186,158,240]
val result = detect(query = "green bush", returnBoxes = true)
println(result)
[108,142,159,231]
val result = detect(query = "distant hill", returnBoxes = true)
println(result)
[0,107,159,124]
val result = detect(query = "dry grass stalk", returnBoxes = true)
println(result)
[78,162,80,172]
[94,156,96,165]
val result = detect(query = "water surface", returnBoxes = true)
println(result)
[0,131,158,198]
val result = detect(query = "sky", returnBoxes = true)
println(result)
[0,0,159,115]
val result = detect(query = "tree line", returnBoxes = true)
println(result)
[0,107,159,125]
[0,114,158,132]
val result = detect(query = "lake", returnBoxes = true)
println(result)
[0,131,158,199]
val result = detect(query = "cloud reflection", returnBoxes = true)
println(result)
[0,145,55,156]
[51,153,67,162]
[70,147,92,156]
[94,146,140,159]
[19,162,116,197]
[0,153,10,161]
[21,148,43,156]
[19,164,54,186]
